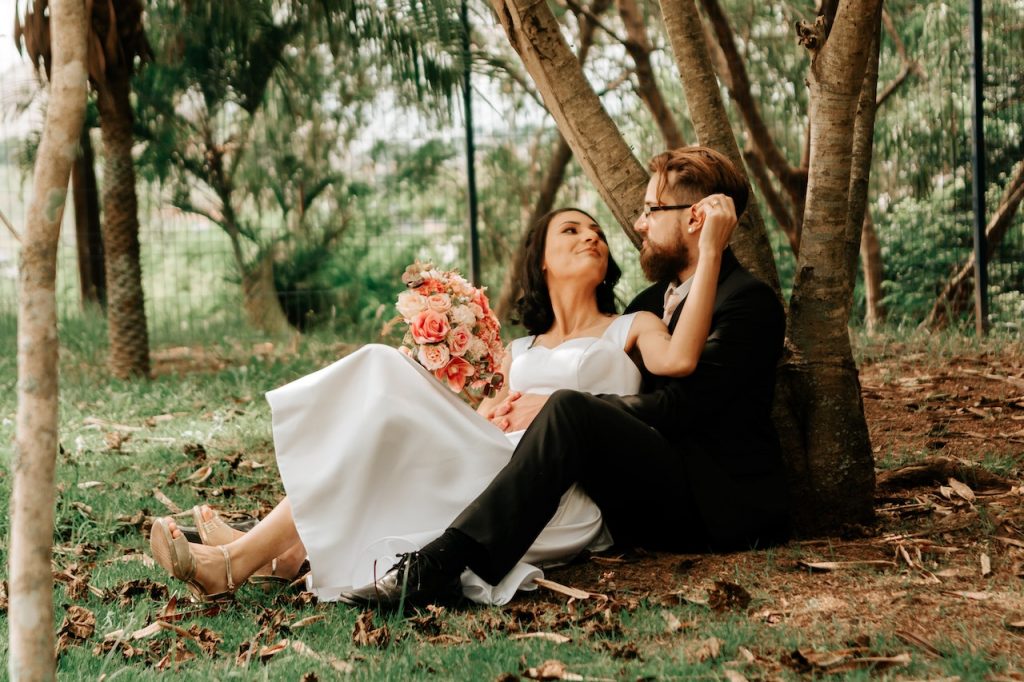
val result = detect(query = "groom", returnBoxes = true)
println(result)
[342,146,789,607]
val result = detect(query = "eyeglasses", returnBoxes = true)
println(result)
[641,204,693,219]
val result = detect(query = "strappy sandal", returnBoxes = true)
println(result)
[186,506,297,589]
[149,517,236,602]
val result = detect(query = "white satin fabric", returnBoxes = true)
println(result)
[267,312,641,604]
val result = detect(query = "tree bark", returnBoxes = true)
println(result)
[617,0,686,149]
[775,3,882,533]
[243,251,293,336]
[96,72,151,378]
[657,0,780,294]
[494,0,610,323]
[72,121,105,309]
[923,161,1024,330]
[489,0,648,247]
[860,210,885,332]
[10,1,88,679]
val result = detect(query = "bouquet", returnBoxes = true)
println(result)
[392,261,505,397]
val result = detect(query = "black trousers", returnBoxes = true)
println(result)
[451,389,708,584]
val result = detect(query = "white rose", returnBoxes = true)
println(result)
[396,292,427,320]
[450,304,476,327]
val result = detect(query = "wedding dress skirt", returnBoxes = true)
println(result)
[268,313,641,605]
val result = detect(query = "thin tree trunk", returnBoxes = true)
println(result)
[860,210,885,333]
[96,72,151,378]
[657,0,780,294]
[494,0,610,323]
[744,146,798,254]
[243,251,293,336]
[10,1,88,679]
[775,3,881,533]
[617,0,686,149]
[923,161,1024,329]
[72,121,105,308]
[699,0,808,256]
[489,0,648,246]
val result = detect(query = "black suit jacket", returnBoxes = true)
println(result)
[604,249,789,547]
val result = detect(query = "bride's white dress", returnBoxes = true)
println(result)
[267,313,641,605]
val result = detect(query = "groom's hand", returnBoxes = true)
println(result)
[490,392,549,432]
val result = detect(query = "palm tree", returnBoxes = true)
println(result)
[17,0,153,378]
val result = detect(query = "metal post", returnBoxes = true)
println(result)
[461,0,481,286]
[969,0,988,335]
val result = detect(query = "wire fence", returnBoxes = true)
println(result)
[0,0,1021,350]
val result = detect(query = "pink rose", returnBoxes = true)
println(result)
[427,293,452,313]
[448,325,472,356]
[435,356,476,393]
[410,309,450,344]
[473,288,492,315]
[417,343,450,371]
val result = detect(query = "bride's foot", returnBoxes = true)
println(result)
[150,517,238,599]
[193,505,305,582]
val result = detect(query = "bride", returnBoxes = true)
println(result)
[150,204,725,605]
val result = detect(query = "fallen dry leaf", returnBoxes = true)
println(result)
[784,648,911,673]
[943,590,992,601]
[152,489,183,514]
[981,552,992,576]
[708,581,751,612]
[77,481,104,490]
[722,671,749,682]
[522,659,585,681]
[289,614,327,630]
[56,605,96,654]
[352,611,390,649]
[797,559,897,572]
[996,536,1024,549]
[289,639,355,674]
[684,636,723,663]
[894,630,943,658]
[186,465,213,483]
[947,477,976,503]
[509,632,572,644]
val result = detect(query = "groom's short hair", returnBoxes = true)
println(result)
[649,147,749,218]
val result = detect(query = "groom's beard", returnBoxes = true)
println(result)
[640,237,690,282]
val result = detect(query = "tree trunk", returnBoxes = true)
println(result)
[494,0,610,323]
[923,161,1024,330]
[775,3,882,533]
[10,1,88,679]
[489,0,647,246]
[860,210,885,333]
[96,72,151,378]
[617,0,686,149]
[243,251,293,336]
[658,0,780,294]
[72,121,105,309]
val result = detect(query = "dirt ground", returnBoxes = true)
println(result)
[533,343,1024,674]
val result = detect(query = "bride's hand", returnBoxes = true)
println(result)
[490,392,549,432]
[689,193,737,256]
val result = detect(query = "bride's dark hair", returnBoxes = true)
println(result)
[512,207,621,335]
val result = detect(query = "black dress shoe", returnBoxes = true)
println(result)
[337,551,463,611]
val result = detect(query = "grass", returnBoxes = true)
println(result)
[2,324,1023,680]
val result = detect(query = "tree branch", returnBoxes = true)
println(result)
[924,161,1024,329]
[875,8,922,108]
[743,147,797,253]
[700,0,804,192]
[0,207,21,243]
[617,0,686,148]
